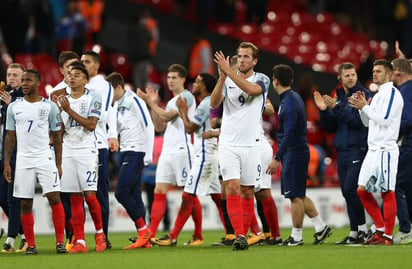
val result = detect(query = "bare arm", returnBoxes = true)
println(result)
[263,99,275,116]
[51,130,63,178]
[214,50,263,96]
[137,87,179,124]
[58,95,99,131]
[176,96,199,134]
[3,130,16,182]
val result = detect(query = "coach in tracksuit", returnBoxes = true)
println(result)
[314,62,371,244]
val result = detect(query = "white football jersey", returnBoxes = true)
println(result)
[220,72,270,146]
[6,98,61,168]
[191,96,218,156]
[162,89,196,151]
[86,75,115,149]
[115,89,154,164]
[60,90,102,156]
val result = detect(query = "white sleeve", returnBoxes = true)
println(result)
[107,104,118,138]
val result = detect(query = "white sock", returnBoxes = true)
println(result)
[310,215,326,233]
[291,227,303,241]
[96,229,103,234]
[5,237,15,248]
[349,231,358,238]
[77,239,86,246]
[358,224,367,233]
[20,234,26,240]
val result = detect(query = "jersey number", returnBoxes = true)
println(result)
[69,117,80,127]
[27,120,33,132]
[238,95,245,106]
[86,170,97,183]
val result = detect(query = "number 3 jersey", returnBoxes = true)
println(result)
[6,97,62,169]
[60,90,102,156]
[220,72,270,146]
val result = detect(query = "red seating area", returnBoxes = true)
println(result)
[14,53,63,97]
[211,1,387,74]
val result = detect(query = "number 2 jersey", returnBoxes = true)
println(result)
[60,89,102,156]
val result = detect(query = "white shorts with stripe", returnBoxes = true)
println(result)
[218,143,261,186]
[14,160,61,198]
[358,148,399,192]
[156,146,193,187]
[60,150,99,192]
[255,137,273,192]
[184,153,220,196]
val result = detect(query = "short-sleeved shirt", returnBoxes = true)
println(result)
[6,97,61,169]
[191,96,217,156]
[219,72,269,146]
[60,90,101,156]
[162,89,196,151]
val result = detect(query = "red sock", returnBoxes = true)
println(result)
[191,196,203,240]
[250,212,260,234]
[51,203,65,243]
[85,194,103,231]
[382,192,397,236]
[135,217,146,230]
[242,197,255,235]
[71,195,85,241]
[150,193,166,237]
[21,212,35,247]
[211,193,226,233]
[227,195,244,236]
[262,197,281,237]
[169,192,195,239]
[357,189,384,228]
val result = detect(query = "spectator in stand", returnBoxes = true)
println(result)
[187,31,215,84]
[77,0,105,43]
[244,0,268,25]
[127,12,153,89]
[55,0,87,55]
[314,62,371,244]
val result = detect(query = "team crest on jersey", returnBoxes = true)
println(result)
[38,107,47,120]
[80,100,88,114]
[94,101,102,110]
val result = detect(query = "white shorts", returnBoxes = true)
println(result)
[61,151,99,192]
[14,161,60,198]
[218,144,261,186]
[255,138,273,192]
[184,153,220,196]
[156,147,193,187]
[358,148,398,192]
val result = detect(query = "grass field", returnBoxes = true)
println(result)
[2,228,412,269]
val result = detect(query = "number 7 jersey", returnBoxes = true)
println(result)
[6,97,62,169]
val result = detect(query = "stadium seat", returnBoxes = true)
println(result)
[109,53,132,82]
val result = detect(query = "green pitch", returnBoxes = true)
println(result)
[2,228,412,269]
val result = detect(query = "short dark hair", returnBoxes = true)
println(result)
[237,42,259,59]
[106,72,125,89]
[374,59,393,72]
[82,50,101,64]
[168,64,187,78]
[272,64,294,87]
[69,61,89,80]
[58,51,80,67]
[392,58,412,74]
[24,69,41,82]
[338,62,356,75]
[199,73,217,93]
